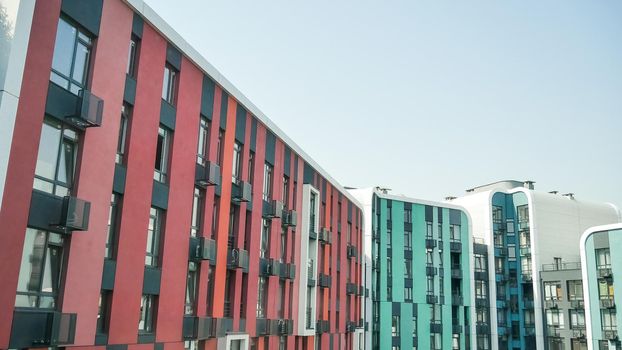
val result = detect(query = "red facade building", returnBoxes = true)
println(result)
[0,0,364,349]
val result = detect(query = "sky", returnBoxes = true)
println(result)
[143,0,622,210]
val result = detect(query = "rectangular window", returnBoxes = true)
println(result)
[33,118,79,196]
[404,287,413,301]
[546,309,564,328]
[598,280,614,299]
[138,294,156,333]
[15,229,65,308]
[260,219,270,259]
[570,309,585,329]
[257,276,267,318]
[596,249,611,269]
[196,117,209,164]
[282,176,290,208]
[96,291,111,334]
[263,163,273,201]
[404,209,412,223]
[190,187,204,237]
[216,130,223,166]
[450,224,461,241]
[567,280,583,301]
[438,223,443,239]
[185,262,198,315]
[162,64,177,105]
[426,222,433,238]
[405,261,412,279]
[146,207,164,267]
[427,276,434,293]
[391,315,400,336]
[387,229,392,249]
[248,151,255,186]
[412,314,417,336]
[126,35,140,78]
[492,206,503,223]
[116,104,132,164]
[544,281,562,300]
[105,193,121,259]
[232,142,242,184]
[404,231,412,251]
[517,205,529,223]
[601,309,617,331]
[474,254,487,272]
[475,280,488,299]
[280,227,287,262]
[154,126,171,183]
[50,17,92,95]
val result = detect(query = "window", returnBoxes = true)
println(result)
[450,224,460,241]
[387,229,392,249]
[431,333,442,350]
[162,64,177,105]
[190,187,204,237]
[476,308,488,324]
[412,314,417,336]
[282,176,289,207]
[492,206,503,223]
[232,142,242,184]
[476,335,489,350]
[544,281,562,301]
[475,280,487,299]
[426,250,434,265]
[517,205,529,223]
[431,304,441,322]
[126,35,140,78]
[427,276,434,293]
[146,207,164,267]
[50,17,92,95]
[185,262,198,315]
[262,163,272,201]
[248,152,255,185]
[260,219,270,259]
[96,291,111,334]
[404,231,412,251]
[601,309,617,331]
[426,222,433,238]
[474,254,487,272]
[33,118,78,196]
[280,227,287,262]
[216,130,223,166]
[495,257,504,274]
[154,126,171,183]
[493,232,504,247]
[116,104,131,164]
[452,334,460,350]
[196,117,209,164]
[546,309,564,328]
[105,193,121,259]
[438,223,443,239]
[256,276,267,318]
[138,294,156,333]
[507,243,516,261]
[404,287,413,301]
[387,257,393,278]
[15,229,65,308]
[391,315,400,336]
[387,206,392,221]
[404,209,412,223]
[596,249,611,269]
[570,309,585,329]
[405,261,412,279]
[567,280,583,301]
[525,309,536,326]
[598,279,614,299]
[497,309,506,325]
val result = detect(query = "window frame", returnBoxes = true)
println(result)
[50,16,93,95]
[161,63,178,105]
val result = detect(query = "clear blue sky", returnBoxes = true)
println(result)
[144,0,622,209]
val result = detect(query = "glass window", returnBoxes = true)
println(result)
[282,176,289,208]
[248,151,255,185]
[262,163,272,201]
[517,205,529,223]
[601,309,617,331]
[196,117,209,164]
[474,254,487,272]
[404,209,412,223]
[190,187,204,237]
[146,208,163,267]
[15,229,65,309]
[185,262,198,315]
[570,309,585,329]
[492,206,503,223]
[126,35,140,78]
[50,17,92,95]
[154,126,171,183]
[105,193,121,259]
[256,276,267,318]
[544,281,562,300]
[567,280,583,300]
[216,130,223,166]
[426,222,433,238]
[405,261,412,279]
[280,227,287,262]
[96,291,111,334]
[404,231,412,251]
[387,229,392,249]
[596,249,611,269]
[260,219,270,259]
[391,315,400,336]
[116,104,132,164]
[475,280,488,299]
[598,280,614,299]
[404,287,412,301]
[232,142,242,184]
[450,224,460,241]
[412,314,417,336]
[546,309,564,328]
[33,118,78,196]
[138,294,156,333]
[161,64,177,105]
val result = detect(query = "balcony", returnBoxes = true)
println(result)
[426,293,438,304]
[475,297,488,307]
[278,263,295,280]
[523,300,534,309]
[452,324,463,334]
[603,330,618,340]
[45,83,105,129]
[476,322,490,334]
[231,181,252,203]
[263,200,284,219]
[319,228,332,244]
[451,266,462,279]
[545,299,559,309]
[430,322,442,333]
[346,320,357,333]
[270,319,294,335]
[521,272,533,283]
[600,298,616,309]
[495,247,507,257]
[188,237,216,262]
[182,316,215,340]
[347,244,357,259]
[346,282,358,295]
[195,161,220,188]
[9,310,77,348]
[572,328,586,339]
[318,274,331,288]
[316,320,329,334]
[282,210,298,227]
[524,326,536,336]
[307,262,316,287]
[452,294,463,306]
[226,248,249,272]
[45,195,91,233]
[519,246,531,256]
[450,241,462,252]
[425,238,437,249]
[570,299,585,309]
[259,258,278,277]
[426,265,437,276]
[547,326,561,338]
[598,267,613,280]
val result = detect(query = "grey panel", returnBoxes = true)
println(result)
[425,205,433,222]
[200,76,215,119]
[123,76,136,105]
[235,103,246,143]
[28,190,64,233]
[450,209,462,225]
[303,162,314,184]
[61,0,103,36]
[220,91,228,129]
[160,100,176,130]
[250,118,257,151]
[132,13,143,38]
[166,44,182,71]
[265,131,276,165]
[142,266,161,295]
[113,164,126,194]
[283,147,291,176]
[151,181,169,210]
[101,259,116,290]
[45,82,80,123]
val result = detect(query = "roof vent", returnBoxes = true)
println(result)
[445,196,457,201]
[523,180,535,190]
[562,193,575,199]
[375,186,391,195]
[549,191,558,195]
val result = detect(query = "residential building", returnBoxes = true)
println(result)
[349,187,475,350]
[0,1,363,349]
[581,223,622,350]
[451,180,620,350]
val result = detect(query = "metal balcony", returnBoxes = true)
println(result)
[9,310,77,348]
[425,238,437,249]
[426,294,438,304]
[195,161,220,188]
[263,200,284,219]
[52,196,91,232]
[319,228,332,244]
[603,330,618,340]
[346,282,358,295]
[598,267,613,280]
[182,316,215,340]
[450,241,462,252]
[226,248,249,272]
[188,237,216,262]
[426,265,437,276]
[282,210,298,227]
[600,298,616,309]
[545,299,559,309]
[316,320,329,334]
[232,181,252,203]
[570,299,585,309]
[347,244,357,259]
[318,274,331,288]
[452,294,463,306]
[67,89,104,129]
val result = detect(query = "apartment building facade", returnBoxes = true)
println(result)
[452,180,620,350]
[0,1,364,349]
[349,188,475,350]
[581,223,622,350]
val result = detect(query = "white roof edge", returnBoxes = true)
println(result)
[122,0,364,209]
[373,188,469,213]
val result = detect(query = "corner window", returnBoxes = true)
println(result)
[196,117,210,164]
[146,207,164,267]
[15,229,65,308]
[162,64,177,105]
[50,17,92,95]
[138,294,156,333]
[126,35,140,78]
[116,104,131,164]
[33,118,79,196]
[154,126,171,183]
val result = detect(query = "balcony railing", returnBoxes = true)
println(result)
[542,262,581,271]
[306,307,314,329]
[600,297,616,309]
[9,310,77,348]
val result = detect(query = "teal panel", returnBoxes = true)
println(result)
[585,234,601,348]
